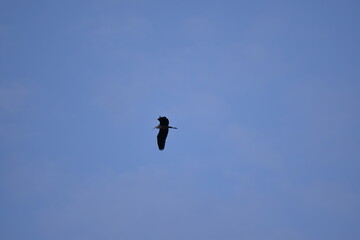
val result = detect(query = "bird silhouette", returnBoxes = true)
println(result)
[154,116,177,150]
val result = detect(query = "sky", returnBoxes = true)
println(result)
[1,0,360,239]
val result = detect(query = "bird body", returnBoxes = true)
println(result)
[154,116,177,150]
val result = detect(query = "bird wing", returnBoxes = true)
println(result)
[157,128,168,150]
[158,117,169,126]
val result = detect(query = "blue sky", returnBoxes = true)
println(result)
[1,0,360,239]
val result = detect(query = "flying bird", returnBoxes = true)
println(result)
[154,116,177,150]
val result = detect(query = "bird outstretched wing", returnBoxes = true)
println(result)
[157,128,168,150]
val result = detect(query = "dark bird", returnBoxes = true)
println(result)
[154,116,177,150]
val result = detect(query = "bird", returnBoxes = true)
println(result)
[154,116,177,150]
